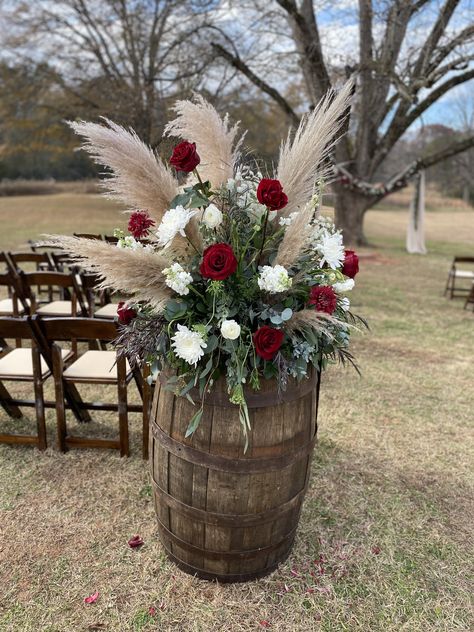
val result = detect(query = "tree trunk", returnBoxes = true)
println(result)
[333,185,372,247]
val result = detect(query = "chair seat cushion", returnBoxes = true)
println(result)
[454,270,474,279]
[0,348,70,378]
[0,298,30,316]
[94,303,119,319]
[36,300,74,315]
[63,351,130,381]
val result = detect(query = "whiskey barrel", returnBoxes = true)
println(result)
[150,369,321,582]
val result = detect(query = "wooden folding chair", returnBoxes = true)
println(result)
[73,233,104,240]
[0,271,30,317]
[0,317,73,450]
[20,270,88,318]
[464,283,474,312]
[34,316,149,457]
[444,257,474,299]
[79,271,116,319]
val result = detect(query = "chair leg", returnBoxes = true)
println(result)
[117,359,129,457]
[0,381,23,419]
[52,345,67,452]
[32,347,47,451]
[142,364,152,460]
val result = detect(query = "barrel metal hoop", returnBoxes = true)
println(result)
[158,372,319,408]
[151,477,307,527]
[157,519,298,560]
[151,422,318,473]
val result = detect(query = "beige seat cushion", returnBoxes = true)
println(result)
[63,350,130,381]
[36,300,74,316]
[454,270,474,279]
[0,298,30,316]
[0,348,70,378]
[94,303,118,319]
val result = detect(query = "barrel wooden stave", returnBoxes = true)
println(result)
[150,370,320,581]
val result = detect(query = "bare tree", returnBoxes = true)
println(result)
[211,0,474,244]
[1,0,215,147]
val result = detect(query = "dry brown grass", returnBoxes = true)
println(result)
[0,192,473,631]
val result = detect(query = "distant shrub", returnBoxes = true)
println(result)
[0,179,101,197]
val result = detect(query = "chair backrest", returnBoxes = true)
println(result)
[0,271,30,314]
[20,270,87,315]
[8,251,53,270]
[35,316,118,343]
[0,316,34,347]
[453,256,474,265]
[73,233,104,240]
[103,235,119,244]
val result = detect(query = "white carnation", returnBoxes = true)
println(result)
[156,205,197,247]
[340,297,350,312]
[318,231,345,270]
[202,203,223,229]
[163,263,193,296]
[220,319,241,340]
[171,324,206,366]
[333,278,355,293]
[258,265,292,293]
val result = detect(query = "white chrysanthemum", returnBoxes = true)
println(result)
[258,265,292,293]
[333,278,355,293]
[220,319,241,340]
[171,324,206,366]
[318,231,345,270]
[279,212,298,227]
[202,203,223,229]
[163,263,193,296]
[156,205,197,247]
[340,297,350,312]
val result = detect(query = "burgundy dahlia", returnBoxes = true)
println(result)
[128,210,155,239]
[308,286,337,314]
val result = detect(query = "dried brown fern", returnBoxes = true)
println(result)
[277,80,354,217]
[68,119,178,223]
[164,95,244,188]
[44,236,172,310]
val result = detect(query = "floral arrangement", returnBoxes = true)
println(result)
[50,82,365,446]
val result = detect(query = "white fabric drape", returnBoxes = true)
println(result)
[406,170,427,254]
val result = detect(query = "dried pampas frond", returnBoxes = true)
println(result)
[68,119,178,223]
[164,95,244,188]
[44,236,172,310]
[277,80,354,217]
[285,309,345,339]
[274,201,316,267]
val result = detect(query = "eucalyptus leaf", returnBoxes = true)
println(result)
[281,307,293,321]
[185,409,203,438]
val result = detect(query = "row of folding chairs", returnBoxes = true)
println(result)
[0,252,119,322]
[0,316,152,458]
[444,256,474,311]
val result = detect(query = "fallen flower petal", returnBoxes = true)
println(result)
[148,607,157,617]
[259,621,271,628]
[84,591,99,604]
[371,545,381,555]
[128,535,144,548]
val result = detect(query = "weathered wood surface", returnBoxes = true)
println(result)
[150,369,320,582]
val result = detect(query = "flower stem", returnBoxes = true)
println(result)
[257,208,270,267]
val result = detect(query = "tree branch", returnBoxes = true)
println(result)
[210,42,300,127]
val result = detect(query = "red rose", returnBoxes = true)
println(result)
[308,286,337,314]
[256,178,288,211]
[170,140,200,172]
[200,243,238,281]
[342,250,359,278]
[128,210,155,239]
[253,326,284,360]
[117,301,137,325]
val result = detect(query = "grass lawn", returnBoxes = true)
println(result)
[0,192,473,631]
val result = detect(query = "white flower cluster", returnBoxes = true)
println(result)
[278,212,299,227]
[258,265,292,293]
[333,278,355,293]
[220,319,241,340]
[163,263,193,296]
[311,215,335,244]
[202,203,223,229]
[171,324,207,366]
[156,205,197,247]
[318,231,345,270]
[116,235,153,253]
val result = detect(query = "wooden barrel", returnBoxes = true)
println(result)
[150,369,321,582]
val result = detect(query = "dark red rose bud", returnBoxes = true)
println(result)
[308,286,337,314]
[200,243,238,281]
[342,250,359,278]
[117,301,137,325]
[252,326,284,361]
[127,534,144,548]
[128,210,155,239]
[170,140,200,172]
[256,178,288,211]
